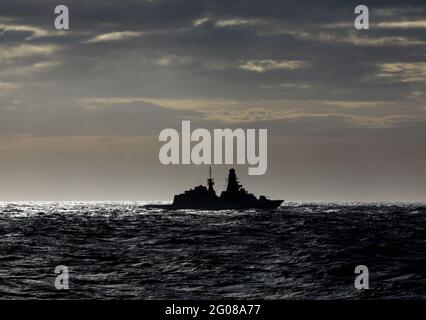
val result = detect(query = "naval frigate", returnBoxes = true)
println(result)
[146,167,283,210]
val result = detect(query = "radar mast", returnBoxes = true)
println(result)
[207,166,215,194]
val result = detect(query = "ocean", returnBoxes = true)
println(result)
[0,202,424,299]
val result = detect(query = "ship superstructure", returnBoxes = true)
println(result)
[147,167,283,210]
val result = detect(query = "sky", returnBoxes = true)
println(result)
[0,0,425,202]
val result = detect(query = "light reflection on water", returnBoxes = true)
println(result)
[0,202,425,299]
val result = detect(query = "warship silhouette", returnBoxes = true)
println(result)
[146,167,283,210]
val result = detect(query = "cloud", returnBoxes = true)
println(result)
[2,97,423,139]
[261,83,310,89]
[153,54,194,67]
[377,63,426,82]
[0,44,61,78]
[214,18,263,27]
[76,97,426,133]
[0,0,424,137]
[79,97,151,106]
[202,107,426,129]
[193,17,210,26]
[121,97,420,116]
[0,82,19,95]
[377,20,426,29]
[284,29,425,47]
[0,100,200,137]
[0,61,60,77]
[238,59,306,72]
[0,22,50,39]
[135,98,246,110]
[85,31,143,43]
[0,44,59,62]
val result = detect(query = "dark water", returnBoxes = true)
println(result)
[0,202,424,299]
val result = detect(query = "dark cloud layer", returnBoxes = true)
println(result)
[0,0,425,136]
[0,101,199,136]
[1,2,424,99]
[0,0,425,201]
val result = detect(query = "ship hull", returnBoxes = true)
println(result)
[145,168,283,211]
[145,200,284,211]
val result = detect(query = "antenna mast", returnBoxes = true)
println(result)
[207,166,215,194]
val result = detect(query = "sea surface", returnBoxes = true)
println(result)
[0,202,424,299]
